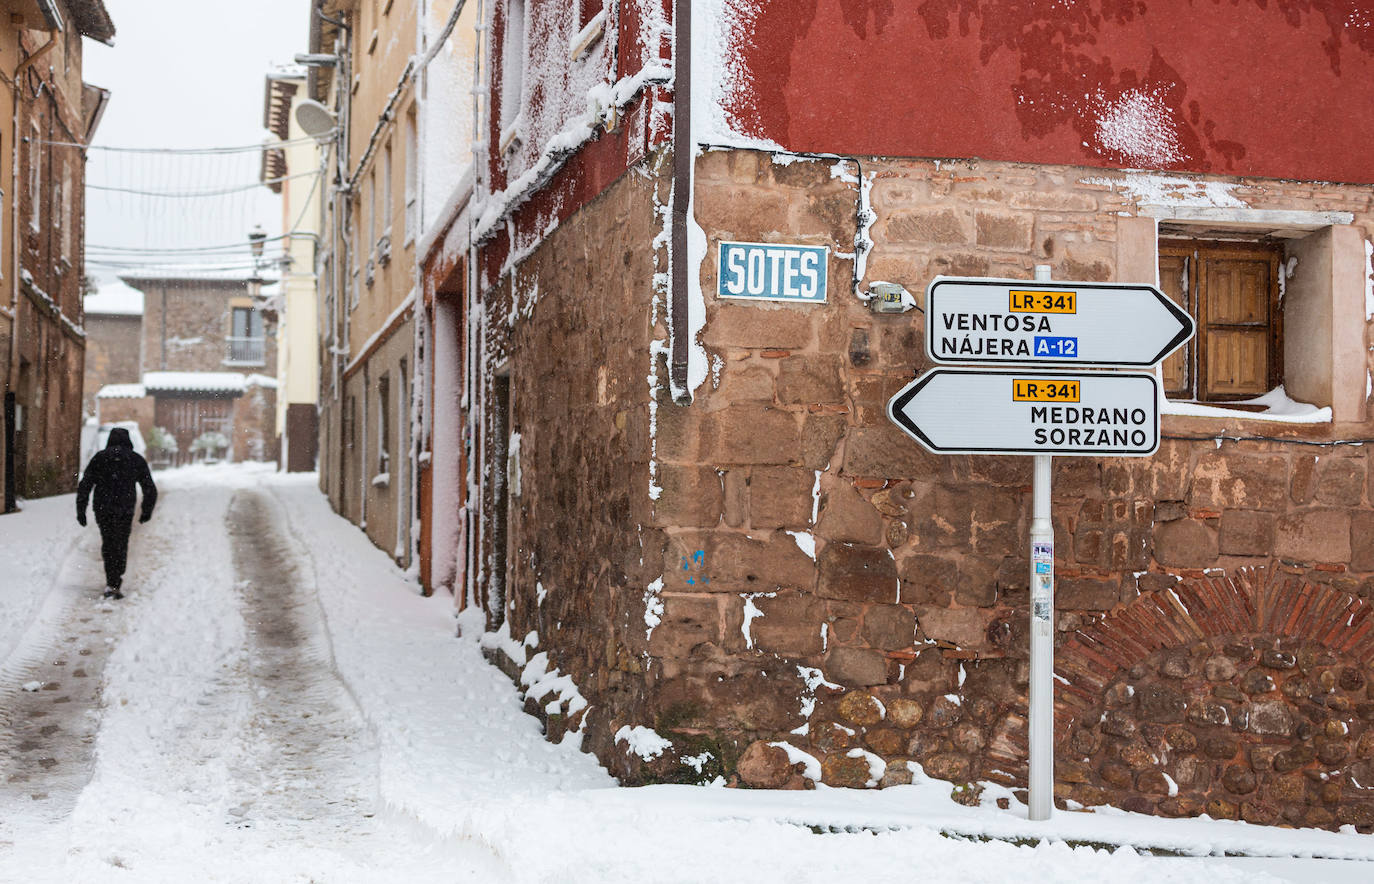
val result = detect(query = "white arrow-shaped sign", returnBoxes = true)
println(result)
[888,368,1160,457]
[925,276,1194,367]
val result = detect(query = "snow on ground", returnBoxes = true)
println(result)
[0,464,1371,881]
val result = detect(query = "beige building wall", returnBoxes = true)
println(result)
[313,0,422,564]
[271,76,322,464]
[346,0,418,360]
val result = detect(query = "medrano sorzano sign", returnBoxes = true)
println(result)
[887,368,1160,456]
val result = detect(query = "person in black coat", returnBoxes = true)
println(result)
[77,427,157,599]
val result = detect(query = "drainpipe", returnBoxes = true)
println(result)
[668,0,690,405]
[8,31,60,393]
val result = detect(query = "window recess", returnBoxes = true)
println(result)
[1158,239,1281,405]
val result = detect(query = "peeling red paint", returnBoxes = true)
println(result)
[726,0,1374,183]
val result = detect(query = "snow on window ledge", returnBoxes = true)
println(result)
[499,115,526,156]
[569,10,606,60]
[1163,386,1331,424]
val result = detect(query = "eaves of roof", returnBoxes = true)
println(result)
[67,0,115,45]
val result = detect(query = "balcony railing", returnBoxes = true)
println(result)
[226,336,265,364]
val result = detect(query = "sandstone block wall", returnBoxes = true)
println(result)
[138,283,276,375]
[82,313,142,414]
[485,145,1374,831]
[629,150,1374,827]
[479,165,669,777]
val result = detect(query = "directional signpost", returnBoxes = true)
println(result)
[925,276,1193,367]
[888,267,1195,823]
[887,369,1160,456]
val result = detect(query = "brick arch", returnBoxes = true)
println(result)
[1023,568,1374,831]
[1053,568,1374,739]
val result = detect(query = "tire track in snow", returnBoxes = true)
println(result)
[0,521,162,828]
[224,489,378,832]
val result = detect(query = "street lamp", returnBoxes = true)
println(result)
[247,225,267,281]
[247,225,278,322]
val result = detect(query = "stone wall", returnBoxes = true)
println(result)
[96,396,154,436]
[83,313,142,414]
[1048,570,1374,830]
[479,163,667,778]
[614,149,1374,828]
[481,145,1374,831]
[137,282,276,375]
[232,382,278,464]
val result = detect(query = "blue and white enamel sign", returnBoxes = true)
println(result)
[717,241,827,303]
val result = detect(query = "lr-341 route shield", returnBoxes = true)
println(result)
[887,368,1161,457]
[925,276,1194,368]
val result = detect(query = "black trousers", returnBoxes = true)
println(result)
[95,510,133,589]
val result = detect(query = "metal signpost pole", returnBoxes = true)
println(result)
[1028,264,1054,821]
[889,264,1189,823]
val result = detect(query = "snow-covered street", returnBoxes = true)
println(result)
[0,465,1370,882]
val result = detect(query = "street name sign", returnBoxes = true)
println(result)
[717,241,828,303]
[887,368,1160,457]
[925,276,1193,367]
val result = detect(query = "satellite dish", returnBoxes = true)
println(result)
[295,100,337,138]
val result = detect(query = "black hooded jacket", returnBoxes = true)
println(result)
[77,428,157,521]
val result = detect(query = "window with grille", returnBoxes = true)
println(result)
[1158,240,1282,404]
[499,0,527,140]
[378,373,390,475]
[404,107,417,243]
[228,307,265,364]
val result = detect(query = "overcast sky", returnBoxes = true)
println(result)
[82,0,312,289]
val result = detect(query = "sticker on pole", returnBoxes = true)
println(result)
[887,368,1160,457]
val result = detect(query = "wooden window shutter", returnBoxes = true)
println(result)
[1158,240,1281,403]
[1200,253,1278,399]
[1157,252,1191,397]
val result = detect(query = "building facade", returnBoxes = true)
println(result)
[310,0,424,566]
[81,300,139,414]
[439,0,1374,832]
[309,0,479,575]
[1,0,113,509]
[103,272,278,465]
[262,68,322,473]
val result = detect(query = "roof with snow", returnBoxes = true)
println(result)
[142,372,248,394]
[84,280,144,315]
[118,267,280,290]
[140,371,278,395]
[96,383,145,399]
[68,0,116,45]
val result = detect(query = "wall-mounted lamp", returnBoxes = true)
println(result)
[293,53,337,67]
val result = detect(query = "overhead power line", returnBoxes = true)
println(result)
[88,170,319,199]
[34,134,328,154]
[86,234,293,255]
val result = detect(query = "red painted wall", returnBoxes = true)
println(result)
[723,0,1374,184]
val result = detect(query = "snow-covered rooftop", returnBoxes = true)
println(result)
[142,371,249,393]
[84,279,145,316]
[119,266,281,285]
[96,383,147,399]
[140,371,278,394]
